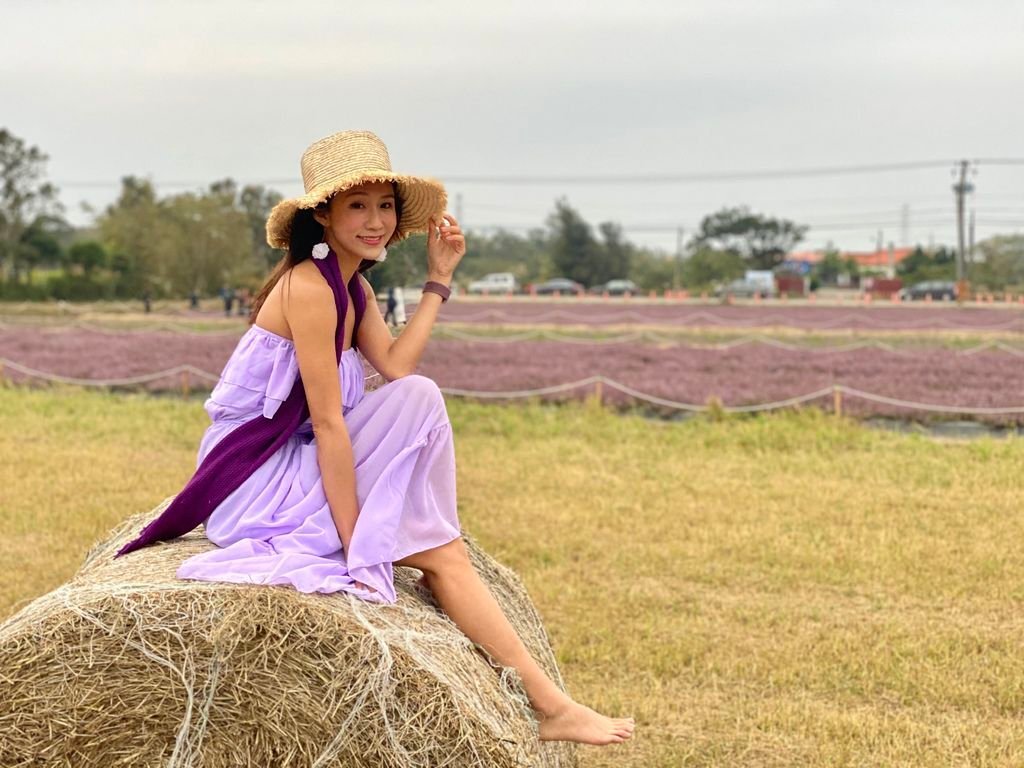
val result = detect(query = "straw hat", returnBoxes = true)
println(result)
[265,130,447,249]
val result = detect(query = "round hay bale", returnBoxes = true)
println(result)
[0,498,577,768]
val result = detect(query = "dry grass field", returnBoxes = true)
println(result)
[2,385,1023,766]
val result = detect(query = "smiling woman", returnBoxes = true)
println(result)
[313,182,397,257]
[109,129,634,747]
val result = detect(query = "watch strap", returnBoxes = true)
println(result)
[423,280,451,303]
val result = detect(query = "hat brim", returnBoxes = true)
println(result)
[265,170,447,249]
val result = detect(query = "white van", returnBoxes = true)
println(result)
[467,272,519,295]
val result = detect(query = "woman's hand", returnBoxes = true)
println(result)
[426,213,466,284]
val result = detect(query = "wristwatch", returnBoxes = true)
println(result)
[422,281,451,303]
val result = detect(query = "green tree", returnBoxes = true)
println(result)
[65,240,108,276]
[97,177,164,297]
[548,198,601,286]
[680,247,745,289]
[972,236,1024,291]
[597,221,632,280]
[239,184,282,269]
[165,183,256,293]
[0,128,64,284]
[20,214,68,284]
[629,248,676,291]
[547,199,636,287]
[692,206,808,270]
[98,177,256,297]
[455,228,552,286]
[897,246,955,285]
[812,248,844,286]
[200,179,283,284]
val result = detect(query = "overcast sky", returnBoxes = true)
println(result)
[3,0,1023,254]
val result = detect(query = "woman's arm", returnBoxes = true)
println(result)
[356,283,446,379]
[357,214,466,379]
[282,264,359,552]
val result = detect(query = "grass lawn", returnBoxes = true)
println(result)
[2,386,1023,766]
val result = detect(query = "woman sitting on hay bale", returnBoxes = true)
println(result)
[114,130,635,747]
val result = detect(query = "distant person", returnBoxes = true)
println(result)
[384,286,398,327]
[220,285,234,316]
[141,290,152,314]
[188,290,200,310]
[236,287,250,316]
[394,285,407,325]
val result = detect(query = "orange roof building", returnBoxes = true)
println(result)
[843,247,914,268]
[786,247,915,269]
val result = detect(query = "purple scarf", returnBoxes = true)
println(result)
[115,251,366,558]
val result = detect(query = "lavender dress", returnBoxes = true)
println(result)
[174,324,461,604]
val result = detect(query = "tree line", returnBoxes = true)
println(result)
[2,127,1021,301]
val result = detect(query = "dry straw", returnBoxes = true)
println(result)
[0,499,576,767]
[265,130,447,250]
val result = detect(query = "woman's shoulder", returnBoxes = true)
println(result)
[357,272,377,299]
[289,259,327,284]
[279,261,333,305]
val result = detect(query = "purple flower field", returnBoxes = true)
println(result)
[437,300,1024,333]
[2,325,1022,423]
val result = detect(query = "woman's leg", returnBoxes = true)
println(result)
[394,537,635,745]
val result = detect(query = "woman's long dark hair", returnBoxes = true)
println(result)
[248,183,403,326]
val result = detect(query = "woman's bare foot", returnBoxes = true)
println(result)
[537,701,636,745]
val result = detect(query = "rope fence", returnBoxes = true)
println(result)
[0,358,220,386]
[436,328,1024,356]
[4,356,1023,416]
[0,319,243,336]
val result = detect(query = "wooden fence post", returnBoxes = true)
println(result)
[833,384,843,418]
[181,371,190,399]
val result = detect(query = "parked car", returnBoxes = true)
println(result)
[533,278,584,296]
[899,281,956,301]
[589,279,639,296]
[467,272,519,294]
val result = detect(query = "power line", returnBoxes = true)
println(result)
[449,159,1019,184]
[465,206,1011,225]
[57,178,300,189]
[459,219,1016,243]
[54,157,1024,190]
[465,216,1022,235]
[444,157,1022,183]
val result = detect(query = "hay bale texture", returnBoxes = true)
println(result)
[0,498,577,768]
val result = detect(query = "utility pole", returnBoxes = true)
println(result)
[674,227,685,289]
[952,159,974,301]
[968,208,975,267]
[900,203,910,247]
[455,192,463,224]
[876,230,884,254]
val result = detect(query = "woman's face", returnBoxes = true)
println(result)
[314,181,398,261]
